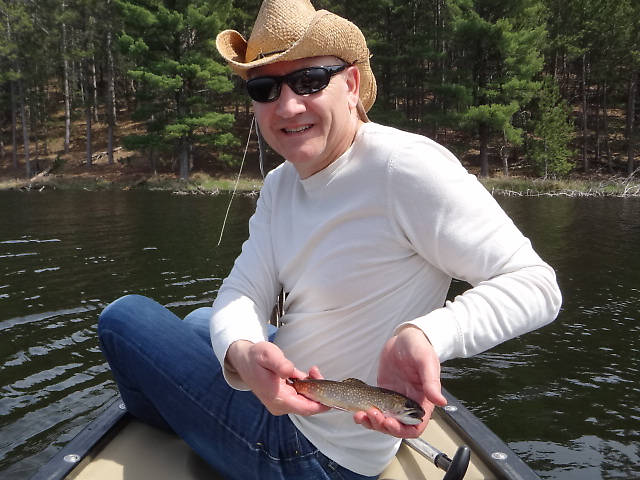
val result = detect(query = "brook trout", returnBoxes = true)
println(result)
[290,377,425,425]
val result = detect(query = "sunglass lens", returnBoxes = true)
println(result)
[247,66,344,102]
[247,77,280,102]
[288,68,331,95]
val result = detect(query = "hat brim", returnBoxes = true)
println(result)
[216,11,376,113]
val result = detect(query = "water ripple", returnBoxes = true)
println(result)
[0,306,99,332]
[1,192,637,479]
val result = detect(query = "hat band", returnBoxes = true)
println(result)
[252,48,287,62]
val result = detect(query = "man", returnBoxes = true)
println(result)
[98,0,561,478]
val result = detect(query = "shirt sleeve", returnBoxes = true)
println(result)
[387,138,562,362]
[209,172,281,389]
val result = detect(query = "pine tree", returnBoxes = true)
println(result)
[620,0,640,176]
[449,0,546,176]
[529,76,574,177]
[226,0,261,121]
[56,0,95,163]
[0,0,23,170]
[0,0,44,177]
[117,0,236,179]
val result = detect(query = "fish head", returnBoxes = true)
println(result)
[390,398,425,426]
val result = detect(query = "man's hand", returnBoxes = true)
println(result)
[354,325,447,438]
[226,340,329,416]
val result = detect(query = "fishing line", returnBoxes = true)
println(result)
[217,116,255,247]
[256,121,268,179]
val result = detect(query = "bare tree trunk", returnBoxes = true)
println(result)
[62,0,71,154]
[85,59,93,166]
[5,14,19,170]
[79,63,86,105]
[32,88,40,162]
[86,103,92,166]
[18,78,31,178]
[149,150,157,175]
[594,84,601,165]
[581,53,589,172]
[179,140,189,179]
[479,122,489,177]
[10,80,18,169]
[107,123,114,164]
[543,140,549,179]
[602,82,613,172]
[106,13,116,165]
[38,84,49,156]
[91,55,99,123]
[627,70,638,176]
[107,51,116,125]
[501,132,509,177]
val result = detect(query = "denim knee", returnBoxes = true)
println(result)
[183,306,213,327]
[99,293,161,325]
[99,295,137,333]
[97,294,164,349]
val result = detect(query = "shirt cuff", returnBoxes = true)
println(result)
[210,295,268,390]
[396,305,462,362]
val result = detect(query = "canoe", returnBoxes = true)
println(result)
[30,388,539,480]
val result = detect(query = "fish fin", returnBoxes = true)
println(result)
[330,405,352,413]
[341,378,368,386]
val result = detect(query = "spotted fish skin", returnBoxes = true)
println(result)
[290,378,425,425]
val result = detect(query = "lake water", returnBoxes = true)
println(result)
[0,190,638,479]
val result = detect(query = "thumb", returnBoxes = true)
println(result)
[423,374,447,407]
[256,343,302,379]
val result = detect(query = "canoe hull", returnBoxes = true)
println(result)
[30,389,540,480]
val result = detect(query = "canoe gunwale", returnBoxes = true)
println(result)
[439,388,540,480]
[29,398,129,480]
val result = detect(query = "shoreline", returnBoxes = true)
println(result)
[1,170,640,198]
[481,175,640,198]
[0,171,264,195]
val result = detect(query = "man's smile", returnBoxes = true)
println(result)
[282,125,313,134]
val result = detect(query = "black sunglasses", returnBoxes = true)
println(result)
[246,64,349,103]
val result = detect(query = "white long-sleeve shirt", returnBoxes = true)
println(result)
[210,121,561,475]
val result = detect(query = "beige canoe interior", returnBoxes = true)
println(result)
[66,408,498,480]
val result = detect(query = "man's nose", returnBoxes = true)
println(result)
[275,83,307,117]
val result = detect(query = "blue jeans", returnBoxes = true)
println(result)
[98,295,378,480]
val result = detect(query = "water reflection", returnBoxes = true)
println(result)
[1,191,639,479]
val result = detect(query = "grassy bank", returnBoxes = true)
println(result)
[2,167,640,197]
[482,175,640,197]
[0,171,263,194]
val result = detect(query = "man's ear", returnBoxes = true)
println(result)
[345,65,361,109]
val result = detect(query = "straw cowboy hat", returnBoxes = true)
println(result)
[215,0,377,116]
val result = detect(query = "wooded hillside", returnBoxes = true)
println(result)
[1,0,639,180]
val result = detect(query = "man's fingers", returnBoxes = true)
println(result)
[307,365,324,379]
[287,393,330,415]
[254,343,297,379]
[354,408,425,438]
[353,411,372,430]
[419,356,447,407]
[424,378,447,407]
[364,407,384,430]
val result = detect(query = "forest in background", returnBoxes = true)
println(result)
[0,0,639,182]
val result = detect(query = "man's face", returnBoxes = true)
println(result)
[249,56,361,179]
